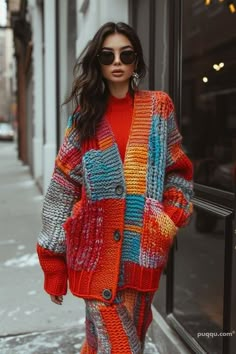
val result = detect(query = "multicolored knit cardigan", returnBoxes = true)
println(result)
[37,90,194,303]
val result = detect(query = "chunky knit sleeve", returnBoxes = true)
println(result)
[37,113,82,296]
[162,94,194,228]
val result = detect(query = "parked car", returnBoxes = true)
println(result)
[0,122,14,141]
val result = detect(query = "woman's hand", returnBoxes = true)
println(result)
[50,295,63,305]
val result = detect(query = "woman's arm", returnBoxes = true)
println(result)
[162,94,194,228]
[37,113,82,296]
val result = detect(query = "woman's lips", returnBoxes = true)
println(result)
[111,70,124,76]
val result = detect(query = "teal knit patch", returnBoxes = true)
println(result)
[121,230,140,263]
[83,145,125,201]
[124,194,145,227]
[146,114,167,201]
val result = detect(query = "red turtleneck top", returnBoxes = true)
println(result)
[106,93,133,162]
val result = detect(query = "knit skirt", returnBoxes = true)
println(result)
[80,289,154,354]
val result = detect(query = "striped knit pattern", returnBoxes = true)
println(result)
[37,90,194,300]
[38,119,82,254]
[81,289,154,354]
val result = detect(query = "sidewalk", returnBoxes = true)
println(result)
[0,142,191,354]
[0,142,85,353]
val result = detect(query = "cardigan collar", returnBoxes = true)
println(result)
[96,90,154,194]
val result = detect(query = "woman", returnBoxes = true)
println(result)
[37,22,194,353]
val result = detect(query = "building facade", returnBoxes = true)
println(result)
[7,0,236,353]
[0,27,15,123]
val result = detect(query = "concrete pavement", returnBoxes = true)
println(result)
[0,142,191,354]
[0,142,85,352]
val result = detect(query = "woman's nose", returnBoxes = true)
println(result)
[113,52,121,65]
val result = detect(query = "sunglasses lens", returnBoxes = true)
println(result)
[98,50,137,65]
[120,50,136,64]
[98,51,114,65]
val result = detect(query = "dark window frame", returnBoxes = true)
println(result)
[129,0,236,353]
[167,1,236,353]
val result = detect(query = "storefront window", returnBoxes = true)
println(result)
[174,208,225,353]
[182,0,236,193]
[173,2,236,353]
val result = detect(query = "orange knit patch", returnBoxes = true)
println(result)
[154,91,174,118]
[140,198,177,268]
[89,198,125,301]
[99,306,131,353]
[99,135,114,151]
[55,158,70,176]
[121,289,137,320]
[163,188,187,205]
[167,145,193,180]
[124,224,142,235]
[124,92,153,195]
[80,341,96,354]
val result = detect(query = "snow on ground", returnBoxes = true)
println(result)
[0,328,160,354]
[3,253,39,268]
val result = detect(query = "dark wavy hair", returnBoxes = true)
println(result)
[64,22,146,141]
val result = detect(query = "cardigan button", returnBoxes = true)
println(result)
[102,289,112,300]
[115,185,124,196]
[113,230,121,241]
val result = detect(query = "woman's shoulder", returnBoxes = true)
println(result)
[137,90,175,116]
[138,89,173,103]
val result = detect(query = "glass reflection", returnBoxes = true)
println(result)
[174,209,225,353]
[182,0,236,193]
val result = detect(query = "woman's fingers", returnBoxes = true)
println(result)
[50,295,63,305]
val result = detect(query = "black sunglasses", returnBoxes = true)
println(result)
[97,50,137,65]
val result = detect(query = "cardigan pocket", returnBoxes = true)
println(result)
[140,197,178,268]
[63,199,104,271]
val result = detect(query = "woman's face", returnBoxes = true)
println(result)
[99,33,136,88]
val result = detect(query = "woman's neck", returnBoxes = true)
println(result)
[107,81,129,99]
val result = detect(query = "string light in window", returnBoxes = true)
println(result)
[204,0,236,13]
[228,1,236,12]
[213,62,225,71]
